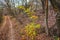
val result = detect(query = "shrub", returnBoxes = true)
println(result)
[25,22,41,40]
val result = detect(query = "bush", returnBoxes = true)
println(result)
[24,22,41,40]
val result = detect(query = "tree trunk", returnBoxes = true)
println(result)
[41,0,49,35]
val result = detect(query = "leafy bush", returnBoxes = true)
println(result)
[25,22,41,40]
[17,5,38,20]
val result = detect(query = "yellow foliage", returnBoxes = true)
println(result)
[17,6,25,10]
[18,5,41,40]
[24,22,41,40]
[30,15,38,20]
[25,22,41,36]
[25,7,31,13]
[17,5,39,21]
[17,5,35,18]
[35,24,41,28]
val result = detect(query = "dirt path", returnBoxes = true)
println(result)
[0,16,15,40]
[7,16,15,40]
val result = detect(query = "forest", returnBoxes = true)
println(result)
[0,0,60,40]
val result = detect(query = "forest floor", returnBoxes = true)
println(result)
[0,15,54,40]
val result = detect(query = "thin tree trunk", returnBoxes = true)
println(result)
[41,0,49,35]
[45,0,49,35]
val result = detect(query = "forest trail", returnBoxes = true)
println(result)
[0,16,15,40]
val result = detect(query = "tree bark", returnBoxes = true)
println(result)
[41,0,49,35]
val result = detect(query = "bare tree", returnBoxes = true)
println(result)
[41,0,49,36]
